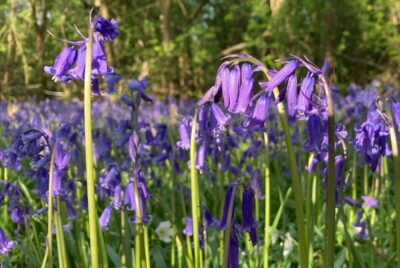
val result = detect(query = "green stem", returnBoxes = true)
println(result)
[190,111,201,268]
[55,198,68,268]
[321,76,336,268]
[83,21,99,268]
[121,198,132,268]
[388,116,400,268]
[133,174,147,268]
[306,153,315,265]
[222,183,238,268]
[41,143,58,268]
[263,132,270,268]
[233,56,308,267]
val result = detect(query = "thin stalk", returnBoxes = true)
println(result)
[144,226,150,268]
[41,143,58,268]
[222,183,238,268]
[233,56,308,267]
[306,153,315,265]
[190,111,201,268]
[133,174,147,268]
[350,152,357,223]
[55,198,68,268]
[321,76,336,268]
[388,115,400,267]
[83,22,99,268]
[121,196,132,268]
[263,132,270,268]
[363,165,368,195]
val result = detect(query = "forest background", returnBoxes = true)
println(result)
[0,0,399,100]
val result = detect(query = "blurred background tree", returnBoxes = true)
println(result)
[0,0,399,99]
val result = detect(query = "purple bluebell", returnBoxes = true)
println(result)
[0,228,16,255]
[235,78,254,114]
[91,39,108,76]
[297,73,315,113]
[210,103,230,130]
[228,229,239,268]
[183,217,193,236]
[228,65,240,112]
[104,73,122,94]
[69,46,86,80]
[218,182,237,230]
[286,75,298,116]
[220,67,231,109]
[128,76,152,102]
[241,186,258,245]
[177,117,191,150]
[264,60,298,93]
[55,143,72,170]
[99,205,113,230]
[93,17,119,41]
[362,196,378,207]
[248,95,270,126]
[354,211,368,239]
[99,165,120,190]
[44,46,77,82]
[113,184,123,209]
[195,143,207,172]
[353,109,391,172]
[304,113,325,152]
[392,102,400,131]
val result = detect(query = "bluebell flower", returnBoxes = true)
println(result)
[99,205,113,230]
[93,16,119,41]
[128,76,152,102]
[218,182,237,230]
[177,117,191,150]
[353,108,391,172]
[183,217,193,236]
[104,73,122,94]
[241,186,258,245]
[0,227,16,255]
[297,73,315,113]
[304,113,325,152]
[228,229,239,268]
[362,196,378,207]
[392,102,400,131]
[286,75,298,116]
[44,46,77,82]
[354,211,368,239]
[264,60,298,93]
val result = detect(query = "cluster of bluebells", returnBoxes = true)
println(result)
[181,181,258,267]
[0,127,79,226]
[44,16,119,95]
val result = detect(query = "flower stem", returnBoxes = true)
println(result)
[189,110,201,268]
[83,22,99,268]
[222,182,238,268]
[321,76,336,268]
[41,143,57,268]
[233,55,308,267]
[263,132,270,268]
[55,197,68,268]
[388,115,400,267]
[133,174,147,268]
[121,196,132,268]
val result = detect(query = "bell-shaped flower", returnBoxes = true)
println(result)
[44,46,77,82]
[93,17,119,41]
[0,227,16,255]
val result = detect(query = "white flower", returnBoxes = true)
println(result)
[269,227,279,245]
[282,233,294,257]
[155,221,174,243]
